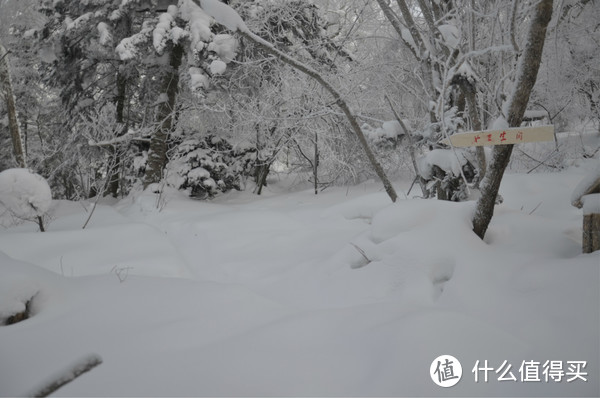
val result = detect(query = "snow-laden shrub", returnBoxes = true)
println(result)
[0,169,52,230]
[165,135,256,198]
[417,149,476,201]
[363,121,406,150]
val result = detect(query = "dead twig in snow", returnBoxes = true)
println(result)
[350,243,371,265]
[529,201,543,215]
[29,354,103,398]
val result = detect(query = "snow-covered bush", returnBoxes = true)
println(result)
[363,121,406,150]
[0,168,52,231]
[417,149,476,201]
[165,135,255,199]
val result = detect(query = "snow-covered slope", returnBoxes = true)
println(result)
[0,160,598,397]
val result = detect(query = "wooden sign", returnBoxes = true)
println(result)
[441,125,554,147]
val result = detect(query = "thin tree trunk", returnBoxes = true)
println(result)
[375,0,438,123]
[0,42,26,168]
[456,78,486,183]
[106,13,132,196]
[313,131,319,195]
[472,0,554,239]
[254,162,269,195]
[105,71,128,197]
[144,43,184,187]
[385,95,428,197]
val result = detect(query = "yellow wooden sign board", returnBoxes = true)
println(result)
[442,125,554,147]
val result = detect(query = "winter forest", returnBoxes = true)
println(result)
[0,0,599,396]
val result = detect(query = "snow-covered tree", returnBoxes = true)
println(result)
[472,0,555,239]
[111,1,241,188]
[205,1,351,194]
[0,0,44,170]
[0,41,26,169]
[534,0,600,133]
[372,0,547,200]
[34,0,150,197]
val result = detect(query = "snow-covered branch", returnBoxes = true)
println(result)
[29,354,103,397]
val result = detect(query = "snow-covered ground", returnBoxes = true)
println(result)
[0,157,598,396]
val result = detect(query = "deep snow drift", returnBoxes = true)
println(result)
[0,157,598,396]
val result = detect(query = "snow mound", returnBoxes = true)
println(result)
[571,163,600,208]
[582,193,600,215]
[0,251,67,325]
[0,169,52,221]
[321,192,392,222]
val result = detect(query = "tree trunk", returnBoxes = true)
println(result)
[385,95,428,197]
[106,14,132,197]
[36,215,45,232]
[313,131,319,195]
[254,161,270,195]
[456,77,486,183]
[105,71,128,197]
[375,0,439,123]
[0,42,27,168]
[144,43,184,187]
[582,213,600,253]
[472,0,554,240]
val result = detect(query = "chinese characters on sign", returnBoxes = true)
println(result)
[471,129,520,146]
[472,360,588,383]
[442,125,555,148]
